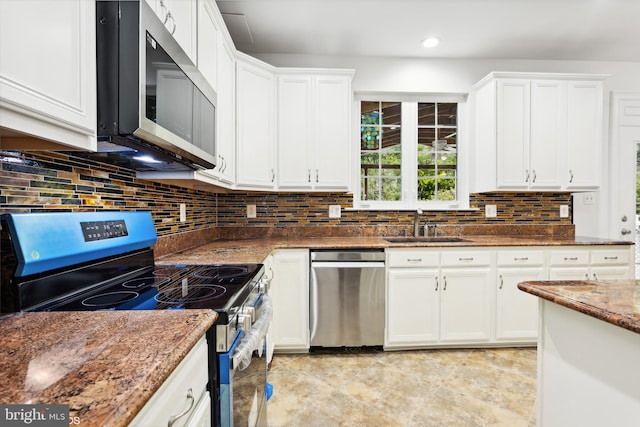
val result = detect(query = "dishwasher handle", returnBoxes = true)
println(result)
[311,261,385,268]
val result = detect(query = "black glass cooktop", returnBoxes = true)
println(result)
[40,263,263,312]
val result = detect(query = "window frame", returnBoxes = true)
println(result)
[353,92,470,211]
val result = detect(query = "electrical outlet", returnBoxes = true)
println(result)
[485,204,497,218]
[179,203,186,222]
[560,205,569,218]
[584,193,595,205]
[328,205,341,219]
[247,204,257,218]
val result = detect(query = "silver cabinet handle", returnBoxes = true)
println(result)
[569,169,574,183]
[168,388,194,427]
[585,273,589,280]
[513,257,529,261]
[499,274,504,289]
[406,258,422,262]
[160,0,169,23]
[435,276,439,291]
[316,169,319,183]
[458,257,474,261]
[525,169,530,183]
[564,257,578,261]
[308,169,311,183]
[593,273,599,280]
[604,256,619,260]
[621,228,632,235]
[443,276,447,291]
[532,170,536,183]
[271,169,275,183]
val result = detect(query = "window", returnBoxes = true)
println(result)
[358,98,463,209]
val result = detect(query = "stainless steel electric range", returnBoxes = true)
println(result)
[0,211,270,427]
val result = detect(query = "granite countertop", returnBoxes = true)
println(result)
[518,280,640,334]
[156,235,631,265]
[0,310,217,427]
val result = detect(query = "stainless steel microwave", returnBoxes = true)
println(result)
[94,0,217,172]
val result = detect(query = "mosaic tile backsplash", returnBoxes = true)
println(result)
[1,151,573,249]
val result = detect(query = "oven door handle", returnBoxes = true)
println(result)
[231,295,272,370]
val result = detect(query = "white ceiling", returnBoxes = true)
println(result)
[215,0,640,62]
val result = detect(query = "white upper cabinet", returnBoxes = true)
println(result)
[565,81,604,189]
[145,0,197,64]
[471,72,606,193]
[197,0,219,91]
[236,55,277,189]
[276,71,353,191]
[213,33,237,185]
[0,0,96,151]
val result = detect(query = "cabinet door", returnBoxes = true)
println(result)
[529,80,564,189]
[440,268,493,343]
[236,60,276,188]
[215,37,236,184]
[277,76,313,189]
[197,0,218,91]
[313,76,351,190]
[566,81,603,189]
[386,268,440,348]
[164,0,197,64]
[496,268,544,341]
[548,267,589,281]
[590,266,632,281]
[496,79,530,189]
[0,0,96,150]
[270,249,309,351]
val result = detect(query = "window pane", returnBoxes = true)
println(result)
[361,102,380,124]
[418,103,435,126]
[381,102,401,125]
[381,178,401,201]
[438,103,457,126]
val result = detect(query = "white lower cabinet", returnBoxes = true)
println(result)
[549,246,633,281]
[270,249,309,352]
[385,249,493,349]
[386,268,440,348]
[495,250,545,342]
[439,251,493,344]
[129,336,210,427]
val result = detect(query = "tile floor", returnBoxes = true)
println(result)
[267,347,537,427]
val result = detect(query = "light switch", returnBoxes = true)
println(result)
[329,205,341,218]
[247,204,256,218]
[560,205,569,218]
[485,205,497,218]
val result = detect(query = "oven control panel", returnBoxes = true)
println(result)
[80,220,129,241]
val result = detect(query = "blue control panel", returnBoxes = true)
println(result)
[2,211,157,277]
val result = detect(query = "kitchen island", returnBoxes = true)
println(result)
[518,279,640,426]
[0,310,216,427]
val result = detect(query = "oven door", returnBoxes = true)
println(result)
[218,295,272,427]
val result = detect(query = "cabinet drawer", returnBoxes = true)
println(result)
[440,251,491,267]
[386,249,439,268]
[590,249,630,265]
[130,336,209,427]
[497,250,544,266]
[549,250,589,266]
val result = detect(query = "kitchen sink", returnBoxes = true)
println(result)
[384,237,468,243]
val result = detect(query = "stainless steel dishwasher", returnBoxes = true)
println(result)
[310,249,385,347]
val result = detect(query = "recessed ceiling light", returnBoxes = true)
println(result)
[421,37,440,48]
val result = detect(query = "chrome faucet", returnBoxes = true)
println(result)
[414,209,423,237]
